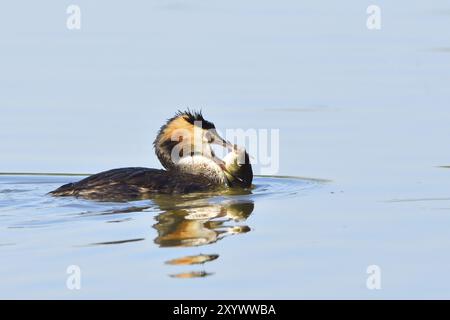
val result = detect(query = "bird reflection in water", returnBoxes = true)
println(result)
[152,196,254,278]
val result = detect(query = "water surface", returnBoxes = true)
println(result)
[1,174,331,298]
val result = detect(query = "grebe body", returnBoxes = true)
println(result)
[50,167,223,199]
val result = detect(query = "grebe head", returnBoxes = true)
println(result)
[154,110,233,171]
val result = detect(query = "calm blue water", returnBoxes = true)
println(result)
[1,1,450,299]
[1,174,329,299]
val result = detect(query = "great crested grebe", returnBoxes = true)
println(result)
[50,110,253,199]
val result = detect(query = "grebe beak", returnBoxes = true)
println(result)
[216,139,234,151]
[209,131,234,151]
[207,131,243,182]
